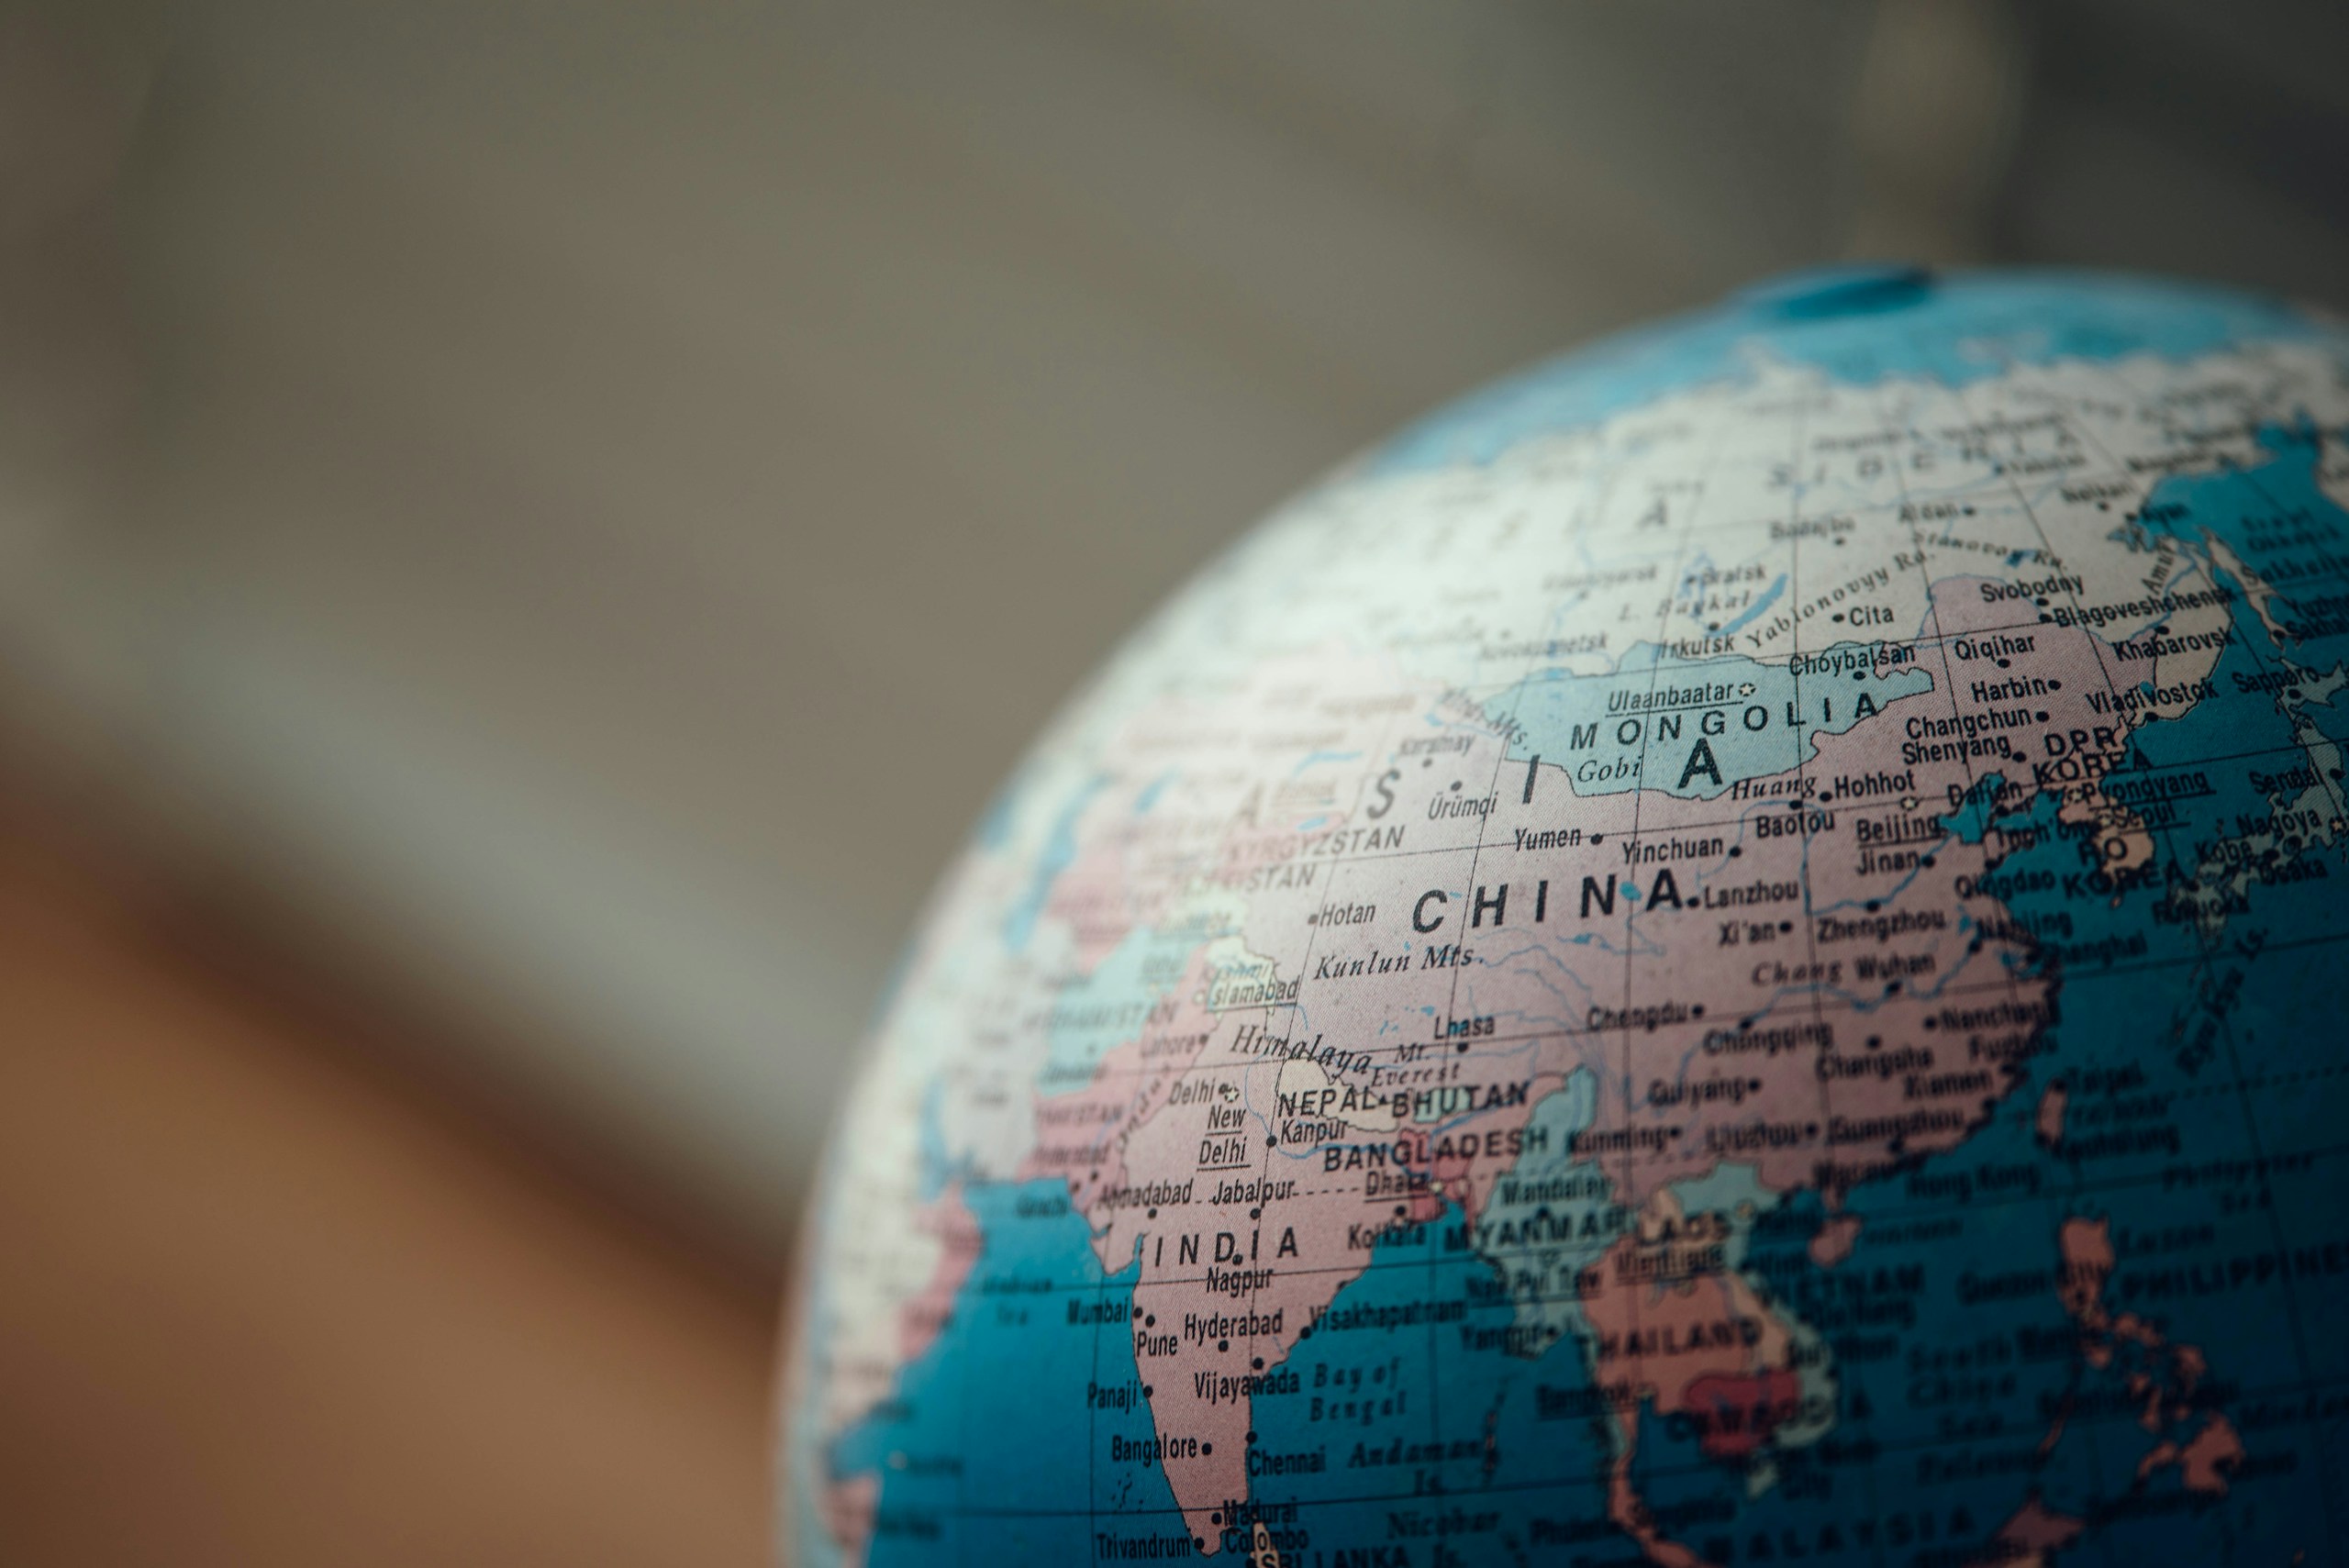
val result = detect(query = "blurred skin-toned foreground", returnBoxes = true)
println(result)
[0,784,774,1568]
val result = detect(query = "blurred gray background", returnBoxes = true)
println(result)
[5,0,2345,1258]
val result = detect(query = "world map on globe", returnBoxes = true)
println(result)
[782,268,2349,1568]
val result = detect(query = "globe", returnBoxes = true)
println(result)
[781,267,2349,1568]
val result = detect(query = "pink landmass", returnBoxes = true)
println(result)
[897,1180,983,1365]
[1974,1497,2085,1566]
[1579,1214,1807,1557]
[2056,1217,2114,1329]
[2178,1415,2245,1494]
[2036,1082,2066,1152]
[2135,1414,2243,1496]
[822,1473,879,1568]
[1809,1215,1863,1268]
[1682,1369,1804,1460]
[2043,1213,2246,1508]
